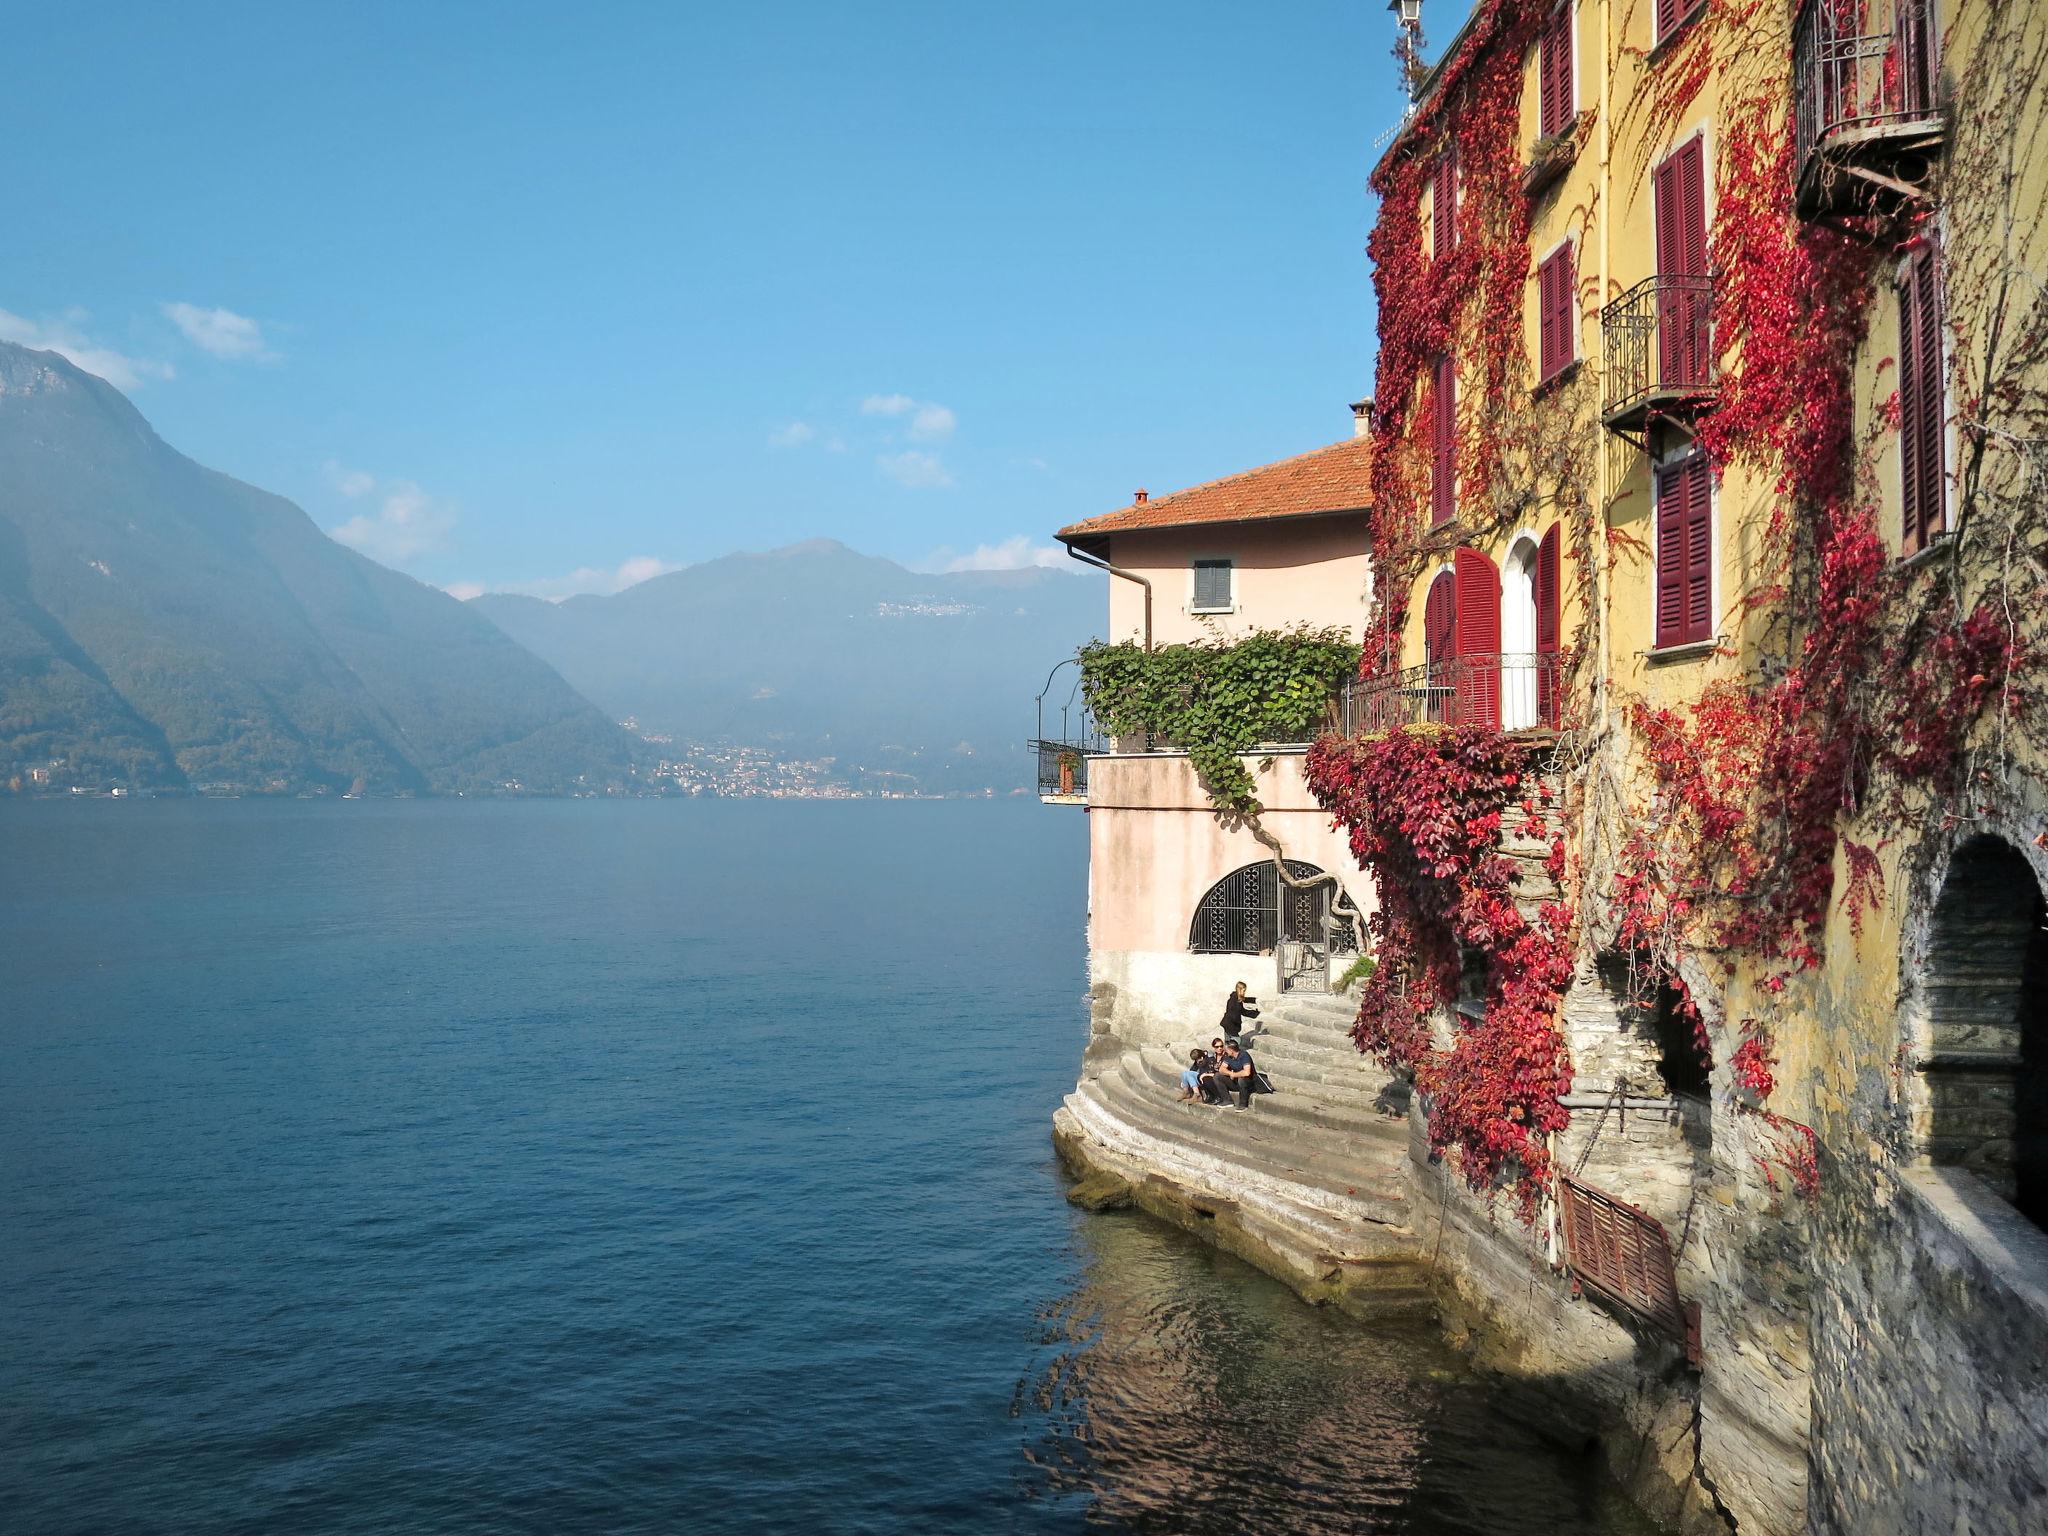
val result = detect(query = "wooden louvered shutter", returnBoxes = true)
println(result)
[1541,4,1573,139]
[1899,244,1946,552]
[1432,353,1457,525]
[1434,151,1456,257]
[1536,523,1561,726]
[1454,547,1502,729]
[1425,571,1457,669]
[1655,0,1683,45]
[1655,139,1708,388]
[1656,454,1712,646]
[1539,245,1574,380]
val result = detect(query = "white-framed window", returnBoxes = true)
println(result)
[1191,558,1235,613]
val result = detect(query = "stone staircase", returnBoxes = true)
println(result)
[1053,991,1429,1312]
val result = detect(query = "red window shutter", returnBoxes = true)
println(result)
[1536,523,1561,725]
[1539,245,1575,381]
[1432,354,1457,525]
[1655,0,1685,45]
[1684,457,1712,640]
[1900,244,1946,552]
[1541,4,1573,138]
[1433,151,1456,257]
[1453,547,1502,729]
[1424,571,1458,670]
[1656,454,1712,646]
[1676,138,1707,278]
[1654,139,1709,388]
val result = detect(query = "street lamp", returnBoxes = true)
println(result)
[1387,0,1422,24]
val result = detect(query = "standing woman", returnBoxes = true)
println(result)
[1221,981,1260,1039]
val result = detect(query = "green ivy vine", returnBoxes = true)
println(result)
[1077,626,1361,814]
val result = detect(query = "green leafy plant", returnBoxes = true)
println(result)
[1077,626,1360,815]
[1334,952,1379,993]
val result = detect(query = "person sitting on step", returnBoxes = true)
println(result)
[1198,1037,1230,1105]
[1215,1038,1257,1110]
[1178,1048,1210,1102]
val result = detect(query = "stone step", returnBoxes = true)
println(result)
[1128,1048,1408,1137]
[1079,1070,1409,1221]
[1115,1051,1410,1177]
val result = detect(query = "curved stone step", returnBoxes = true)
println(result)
[1130,1048,1400,1122]
[1127,1050,1409,1148]
[1069,1075,1411,1230]
[1091,1060,1409,1212]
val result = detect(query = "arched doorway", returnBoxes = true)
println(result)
[1918,834,2048,1230]
[1190,860,1358,993]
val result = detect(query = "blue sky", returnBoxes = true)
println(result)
[2,1,1443,598]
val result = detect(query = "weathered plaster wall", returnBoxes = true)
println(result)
[1100,518,1369,648]
[1083,750,1367,1058]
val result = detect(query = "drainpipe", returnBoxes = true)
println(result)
[1064,541,1154,652]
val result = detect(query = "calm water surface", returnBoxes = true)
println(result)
[0,800,1657,1534]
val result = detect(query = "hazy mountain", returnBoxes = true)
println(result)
[0,342,636,795]
[471,541,1103,793]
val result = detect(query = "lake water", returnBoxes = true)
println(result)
[0,800,1657,1534]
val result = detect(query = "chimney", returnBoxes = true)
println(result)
[1134,488,1149,504]
[1350,398,1374,437]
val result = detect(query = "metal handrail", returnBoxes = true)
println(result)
[1601,273,1716,422]
[1793,0,1938,172]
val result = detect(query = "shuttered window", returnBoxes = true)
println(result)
[1899,240,1947,554]
[1539,2,1575,139]
[1432,354,1457,526]
[1192,558,1233,611]
[1653,137,1710,389]
[1454,547,1502,729]
[1424,571,1458,670]
[1537,242,1576,382]
[1655,452,1714,648]
[1433,151,1457,258]
[1655,0,1705,46]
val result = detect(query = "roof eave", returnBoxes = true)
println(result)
[1055,504,1370,546]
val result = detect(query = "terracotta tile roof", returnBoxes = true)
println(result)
[1056,435,1372,544]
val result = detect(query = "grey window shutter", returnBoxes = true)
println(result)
[1193,560,1232,609]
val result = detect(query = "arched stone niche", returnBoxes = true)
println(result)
[1908,833,2048,1229]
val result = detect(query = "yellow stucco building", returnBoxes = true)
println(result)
[1342,0,2048,1530]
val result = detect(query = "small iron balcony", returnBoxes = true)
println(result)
[1344,653,1568,735]
[1600,274,1716,443]
[1793,0,1943,219]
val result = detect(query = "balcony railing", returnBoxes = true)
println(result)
[1345,653,1568,735]
[1600,273,1716,439]
[1793,0,1942,217]
[1031,657,1103,802]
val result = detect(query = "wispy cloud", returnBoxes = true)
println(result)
[444,581,487,602]
[0,307,174,390]
[919,535,1065,573]
[162,302,276,361]
[769,420,816,448]
[325,462,455,566]
[452,555,683,603]
[861,392,955,442]
[878,449,955,490]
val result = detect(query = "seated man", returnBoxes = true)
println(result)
[1215,1038,1256,1110]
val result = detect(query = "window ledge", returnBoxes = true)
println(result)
[1898,529,1954,570]
[1188,605,1238,616]
[1534,357,1584,398]
[1642,637,1721,665]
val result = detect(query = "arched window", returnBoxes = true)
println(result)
[1919,835,2048,1230]
[1189,860,1358,958]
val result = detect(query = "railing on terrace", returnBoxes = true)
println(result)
[1793,0,1941,216]
[1030,658,1104,802]
[1344,653,1567,735]
[1599,274,1716,438]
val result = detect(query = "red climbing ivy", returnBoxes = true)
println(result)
[1307,726,1576,1211]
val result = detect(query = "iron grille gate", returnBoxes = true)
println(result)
[1558,1172,1701,1366]
[1190,860,1356,994]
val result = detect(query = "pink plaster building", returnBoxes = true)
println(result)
[1046,422,1376,1055]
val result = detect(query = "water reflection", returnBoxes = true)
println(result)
[1019,1210,1659,1536]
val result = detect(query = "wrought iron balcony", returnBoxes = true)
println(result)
[1343,653,1568,735]
[1031,657,1103,803]
[1793,0,1943,219]
[1599,274,1716,441]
